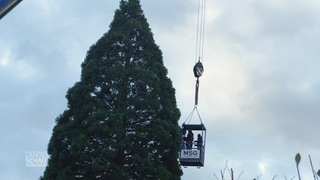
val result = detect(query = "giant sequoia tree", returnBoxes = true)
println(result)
[41,0,182,179]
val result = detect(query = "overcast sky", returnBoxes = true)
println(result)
[1,0,320,179]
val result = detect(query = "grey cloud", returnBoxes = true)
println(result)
[1,0,320,179]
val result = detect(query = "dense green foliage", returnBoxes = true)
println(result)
[41,0,182,179]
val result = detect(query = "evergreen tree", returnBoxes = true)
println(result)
[41,0,182,179]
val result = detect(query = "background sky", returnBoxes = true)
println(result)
[1,0,319,179]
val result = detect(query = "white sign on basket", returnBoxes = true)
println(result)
[180,149,200,159]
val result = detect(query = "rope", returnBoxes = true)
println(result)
[195,106,203,124]
[184,106,196,124]
[183,105,203,124]
[195,0,207,63]
[200,0,207,61]
[195,0,201,63]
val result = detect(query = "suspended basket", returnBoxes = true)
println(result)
[179,106,206,168]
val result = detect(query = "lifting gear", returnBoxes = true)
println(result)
[179,0,207,168]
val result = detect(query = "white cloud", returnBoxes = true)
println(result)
[0,50,10,66]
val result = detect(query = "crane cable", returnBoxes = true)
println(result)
[184,0,207,125]
[195,0,207,63]
[194,0,206,105]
